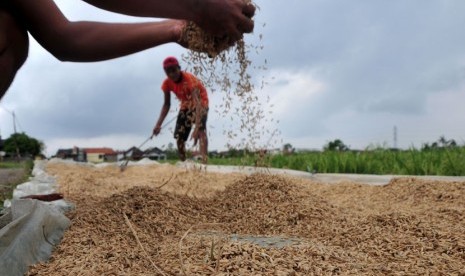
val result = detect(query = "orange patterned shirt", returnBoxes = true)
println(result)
[161,72,209,110]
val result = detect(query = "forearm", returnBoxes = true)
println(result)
[36,20,180,62]
[83,0,256,40]
[11,0,254,59]
[156,104,170,127]
[11,0,182,62]
[195,109,203,127]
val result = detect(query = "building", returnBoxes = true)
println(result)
[144,147,167,161]
[119,146,145,161]
[56,147,79,160]
[85,148,117,163]
[55,147,117,163]
[55,147,86,162]
[55,148,74,159]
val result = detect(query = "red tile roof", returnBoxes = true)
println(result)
[84,148,116,155]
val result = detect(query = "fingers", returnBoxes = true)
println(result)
[238,15,254,34]
[190,129,199,146]
[227,28,242,45]
[239,2,255,34]
[222,17,249,46]
[242,3,256,18]
[194,0,256,44]
[190,135,198,146]
[229,3,254,39]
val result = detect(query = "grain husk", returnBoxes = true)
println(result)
[27,163,465,275]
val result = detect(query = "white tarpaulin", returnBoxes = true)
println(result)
[0,160,72,276]
[0,199,70,276]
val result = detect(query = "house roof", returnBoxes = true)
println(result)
[125,146,143,155]
[144,147,165,155]
[56,148,73,155]
[84,148,116,155]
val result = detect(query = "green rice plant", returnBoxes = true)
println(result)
[0,161,23,169]
[208,146,465,176]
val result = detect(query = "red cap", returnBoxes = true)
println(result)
[163,56,179,68]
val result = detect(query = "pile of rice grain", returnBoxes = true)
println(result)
[27,163,465,275]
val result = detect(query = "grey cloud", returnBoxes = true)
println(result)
[4,0,465,152]
[8,46,179,139]
[254,0,465,121]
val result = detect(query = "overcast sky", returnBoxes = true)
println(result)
[2,0,465,156]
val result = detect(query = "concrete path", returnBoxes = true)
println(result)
[178,162,465,186]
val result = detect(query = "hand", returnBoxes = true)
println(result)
[153,125,161,136]
[191,127,200,146]
[195,0,255,43]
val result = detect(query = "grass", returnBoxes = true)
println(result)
[206,147,465,176]
[0,161,25,169]
[0,160,34,211]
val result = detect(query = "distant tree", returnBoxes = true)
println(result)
[324,139,349,152]
[438,136,457,148]
[221,147,255,158]
[3,132,43,157]
[228,148,239,158]
[422,136,457,151]
[165,142,178,159]
[282,143,295,155]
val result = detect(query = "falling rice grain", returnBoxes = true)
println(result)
[180,0,281,165]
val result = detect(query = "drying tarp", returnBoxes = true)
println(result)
[0,199,70,276]
[1,160,72,276]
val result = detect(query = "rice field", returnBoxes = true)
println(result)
[208,147,465,176]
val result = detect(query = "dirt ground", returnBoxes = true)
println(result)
[0,168,26,185]
[0,168,26,206]
[27,162,465,275]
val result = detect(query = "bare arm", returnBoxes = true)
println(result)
[82,0,256,39]
[153,91,171,136]
[13,0,255,50]
[10,0,183,61]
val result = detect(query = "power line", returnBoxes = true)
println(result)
[0,105,24,133]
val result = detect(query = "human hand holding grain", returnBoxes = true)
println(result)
[1,0,256,98]
[193,0,255,42]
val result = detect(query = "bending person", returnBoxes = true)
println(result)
[153,56,209,164]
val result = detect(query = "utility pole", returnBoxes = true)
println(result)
[393,126,398,149]
[2,107,21,160]
[12,111,21,160]
[12,111,17,134]
[1,106,21,160]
